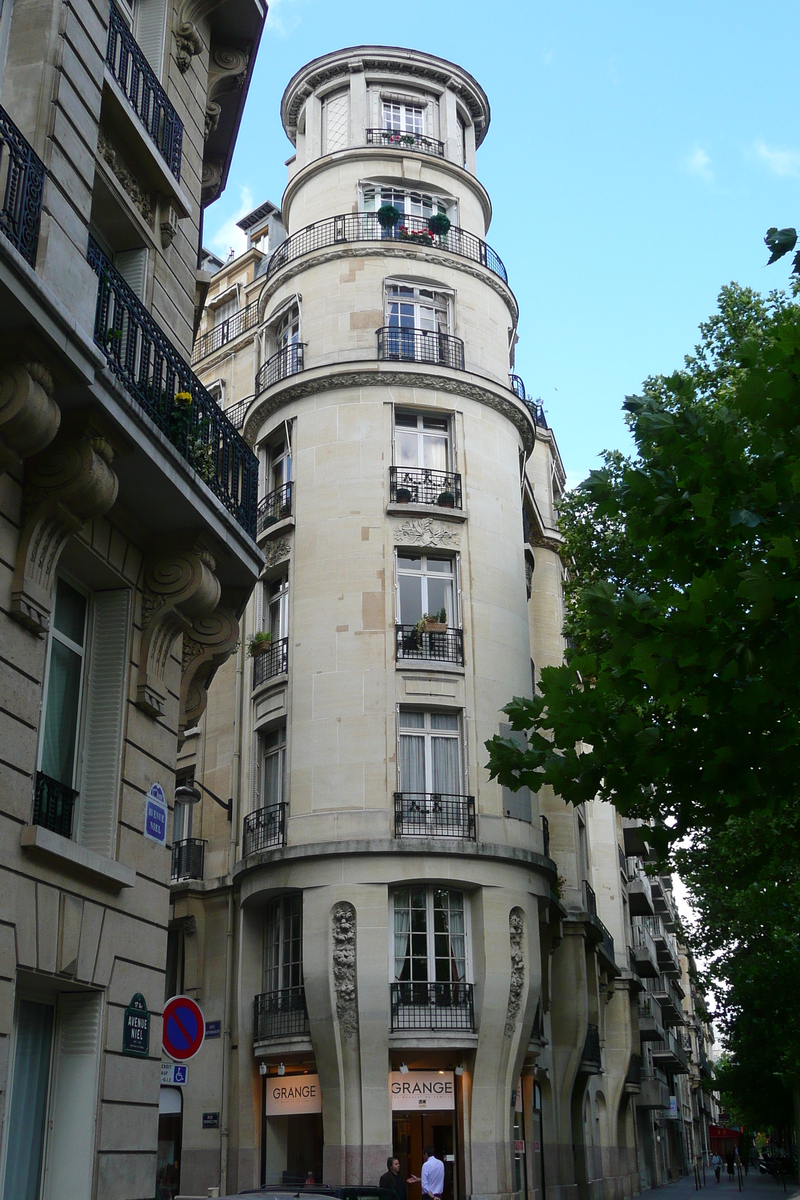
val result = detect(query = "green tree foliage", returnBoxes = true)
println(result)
[486,285,800,850]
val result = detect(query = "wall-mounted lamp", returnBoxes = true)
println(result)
[454,1065,464,1076]
[278,1062,286,1076]
[259,1062,267,1076]
[399,1063,409,1075]
[175,781,232,821]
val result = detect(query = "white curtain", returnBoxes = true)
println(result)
[399,732,426,792]
[431,730,460,794]
[393,897,411,980]
[41,640,82,785]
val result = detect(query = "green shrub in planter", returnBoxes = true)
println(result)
[248,631,273,657]
[377,204,402,230]
[428,212,451,237]
[396,486,413,503]
[437,490,455,508]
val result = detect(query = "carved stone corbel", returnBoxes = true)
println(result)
[0,361,60,475]
[179,604,239,738]
[201,156,225,206]
[10,417,119,634]
[204,46,249,141]
[173,0,225,73]
[159,201,180,249]
[136,543,222,718]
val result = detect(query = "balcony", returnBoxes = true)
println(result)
[252,636,289,687]
[254,986,308,1043]
[579,1023,602,1074]
[509,375,548,429]
[394,792,475,840]
[638,1069,670,1110]
[105,3,183,179]
[541,814,550,858]
[650,874,677,923]
[390,981,475,1033]
[87,239,257,537]
[642,915,681,975]
[33,772,76,839]
[257,482,293,534]
[582,879,597,916]
[395,624,464,666]
[637,994,665,1042]
[631,921,659,977]
[597,917,617,974]
[192,300,259,364]
[389,466,462,509]
[624,1052,643,1093]
[0,105,45,267]
[171,837,204,882]
[377,326,465,371]
[652,1031,690,1074]
[242,802,286,856]
[622,817,653,858]
[626,857,655,916]
[255,343,305,393]
[651,976,685,1026]
[365,127,445,157]
[265,212,508,286]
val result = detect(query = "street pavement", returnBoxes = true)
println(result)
[647,1171,800,1200]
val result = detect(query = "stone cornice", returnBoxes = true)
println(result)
[242,362,536,454]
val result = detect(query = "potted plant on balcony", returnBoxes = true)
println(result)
[437,488,456,508]
[416,608,447,635]
[395,485,413,503]
[377,204,401,232]
[248,630,273,657]
[428,212,451,239]
[398,225,434,246]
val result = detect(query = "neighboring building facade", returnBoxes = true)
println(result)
[175,45,717,1200]
[0,0,265,1195]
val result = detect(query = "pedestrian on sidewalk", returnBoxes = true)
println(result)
[420,1146,445,1200]
[712,1153,723,1183]
[726,1152,735,1180]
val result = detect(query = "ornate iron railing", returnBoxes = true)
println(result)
[171,837,204,882]
[33,771,77,838]
[582,878,597,917]
[580,1022,602,1070]
[541,814,550,858]
[106,3,183,178]
[255,343,305,393]
[377,326,465,370]
[389,466,462,508]
[243,802,286,856]
[254,986,308,1041]
[510,373,526,400]
[224,396,251,429]
[390,981,475,1031]
[394,792,475,839]
[252,636,289,686]
[88,238,257,537]
[365,128,445,157]
[192,300,259,363]
[0,105,45,266]
[395,624,464,665]
[527,400,547,428]
[265,212,508,286]
[257,482,293,533]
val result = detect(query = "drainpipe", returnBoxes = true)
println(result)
[219,632,245,1195]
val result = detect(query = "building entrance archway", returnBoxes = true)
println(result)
[393,1112,457,1200]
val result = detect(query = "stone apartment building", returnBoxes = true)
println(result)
[169,44,718,1200]
[0,0,265,1195]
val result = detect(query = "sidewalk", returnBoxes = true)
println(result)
[645,1172,800,1200]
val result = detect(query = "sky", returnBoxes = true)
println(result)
[205,0,800,487]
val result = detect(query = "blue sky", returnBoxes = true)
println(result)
[206,1,800,486]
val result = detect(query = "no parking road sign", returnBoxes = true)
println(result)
[162,995,205,1062]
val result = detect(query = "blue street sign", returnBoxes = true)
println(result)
[144,782,167,845]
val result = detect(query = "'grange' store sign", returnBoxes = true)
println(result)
[389,1070,455,1111]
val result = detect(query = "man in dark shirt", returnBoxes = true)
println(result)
[380,1156,418,1200]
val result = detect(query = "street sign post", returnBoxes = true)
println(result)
[162,995,205,1062]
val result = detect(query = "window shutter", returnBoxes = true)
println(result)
[323,89,349,153]
[114,248,148,301]
[77,590,130,858]
[43,992,102,1200]
[499,722,531,822]
[135,0,168,74]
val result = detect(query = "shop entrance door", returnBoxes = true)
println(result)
[393,1113,456,1200]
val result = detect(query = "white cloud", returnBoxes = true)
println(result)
[685,145,713,182]
[265,0,303,37]
[752,139,800,178]
[207,186,254,260]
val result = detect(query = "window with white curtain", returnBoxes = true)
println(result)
[394,410,451,472]
[264,574,289,641]
[398,709,462,795]
[396,552,457,627]
[258,724,286,808]
[392,887,467,984]
[382,101,424,135]
[264,893,302,993]
[361,185,449,221]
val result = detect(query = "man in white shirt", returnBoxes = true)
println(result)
[420,1146,445,1200]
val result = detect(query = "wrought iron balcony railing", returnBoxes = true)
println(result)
[394,792,476,840]
[0,105,45,266]
[242,802,286,856]
[87,238,257,537]
[541,814,550,858]
[106,3,183,178]
[582,878,597,917]
[580,1022,602,1071]
[192,300,259,364]
[390,981,475,1032]
[257,482,293,533]
[33,771,77,839]
[254,985,308,1041]
[365,128,445,157]
[377,326,465,370]
[395,624,464,665]
[252,636,289,687]
[597,918,616,969]
[265,212,508,286]
[389,466,462,508]
[255,343,305,393]
[224,396,253,430]
[509,375,548,429]
[510,373,526,400]
[171,837,204,882]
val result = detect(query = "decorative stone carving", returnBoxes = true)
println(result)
[201,156,225,205]
[525,558,534,599]
[394,519,461,548]
[136,542,222,717]
[262,537,292,568]
[10,417,119,633]
[504,908,525,1038]
[160,203,180,249]
[179,604,240,737]
[204,101,221,140]
[204,47,249,141]
[172,0,225,73]
[97,130,152,223]
[332,902,358,1041]
[0,361,60,475]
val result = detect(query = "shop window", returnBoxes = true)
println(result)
[264,893,303,993]
[392,887,468,985]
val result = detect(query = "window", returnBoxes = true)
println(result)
[394,410,450,472]
[392,887,467,984]
[324,88,350,154]
[383,101,424,136]
[396,552,457,627]
[213,294,238,328]
[387,284,448,335]
[264,573,289,641]
[362,185,449,222]
[276,305,300,351]
[260,304,302,388]
[165,925,185,1000]
[265,893,302,993]
[257,724,286,808]
[398,709,462,795]
[382,284,454,365]
[36,576,130,854]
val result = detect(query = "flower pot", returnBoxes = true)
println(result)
[424,621,447,633]
[396,487,412,503]
[280,504,292,519]
[250,639,272,657]
[437,492,455,508]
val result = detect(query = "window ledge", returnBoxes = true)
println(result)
[20,824,136,890]
[389,1030,478,1048]
[396,659,465,675]
[387,502,467,522]
[257,515,295,546]
[253,671,288,698]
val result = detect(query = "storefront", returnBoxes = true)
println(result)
[156,1087,183,1199]
[390,1070,458,1200]
[261,1069,324,1186]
